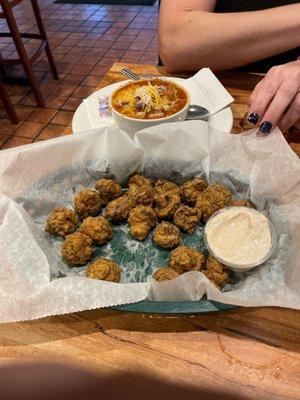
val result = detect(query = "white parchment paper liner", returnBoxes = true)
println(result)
[0,121,299,322]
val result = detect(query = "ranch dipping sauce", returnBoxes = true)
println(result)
[204,207,274,271]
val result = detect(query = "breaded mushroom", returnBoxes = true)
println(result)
[95,178,121,205]
[128,205,157,241]
[45,207,77,237]
[169,246,205,273]
[154,179,180,196]
[152,267,180,282]
[174,205,200,234]
[78,216,112,245]
[74,188,102,218]
[153,222,180,249]
[61,232,93,266]
[105,195,135,221]
[154,192,181,219]
[181,178,207,205]
[196,184,231,221]
[86,258,121,283]
[127,174,154,206]
[202,255,229,289]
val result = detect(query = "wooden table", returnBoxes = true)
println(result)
[1,64,299,400]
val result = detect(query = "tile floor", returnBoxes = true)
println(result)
[0,0,158,149]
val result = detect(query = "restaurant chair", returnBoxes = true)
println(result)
[157,0,162,66]
[0,0,59,107]
[0,78,19,123]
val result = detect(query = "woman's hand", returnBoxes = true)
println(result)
[247,61,300,134]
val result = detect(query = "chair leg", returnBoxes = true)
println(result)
[0,80,19,124]
[1,0,45,107]
[0,51,8,78]
[30,0,59,80]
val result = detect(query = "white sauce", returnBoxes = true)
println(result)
[205,207,272,266]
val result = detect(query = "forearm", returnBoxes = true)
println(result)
[159,4,300,72]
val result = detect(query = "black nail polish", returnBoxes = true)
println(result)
[259,121,272,134]
[247,113,259,125]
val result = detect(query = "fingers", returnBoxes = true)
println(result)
[248,64,300,135]
[247,67,281,126]
[247,80,264,124]
[258,82,299,134]
[278,93,300,132]
[248,79,263,106]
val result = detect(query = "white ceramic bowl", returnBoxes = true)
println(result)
[109,79,190,135]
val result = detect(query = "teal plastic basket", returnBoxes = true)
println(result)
[113,300,236,314]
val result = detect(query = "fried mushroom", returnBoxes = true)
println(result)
[78,216,112,245]
[128,205,157,241]
[105,195,135,221]
[174,205,200,234]
[153,222,180,249]
[196,184,231,221]
[181,178,207,205]
[152,267,180,282]
[127,174,154,206]
[202,255,229,289]
[45,207,77,237]
[86,258,121,283]
[154,179,180,196]
[95,178,121,205]
[154,192,181,219]
[74,188,102,218]
[169,246,205,273]
[61,232,93,266]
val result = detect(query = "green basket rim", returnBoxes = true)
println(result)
[112,299,237,314]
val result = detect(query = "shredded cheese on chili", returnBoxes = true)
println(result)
[112,79,186,119]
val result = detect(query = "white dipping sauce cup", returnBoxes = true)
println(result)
[204,206,277,272]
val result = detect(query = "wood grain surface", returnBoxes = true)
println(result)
[1,63,299,400]
[0,307,299,399]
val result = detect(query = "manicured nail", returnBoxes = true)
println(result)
[259,121,272,134]
[247,113,259,125]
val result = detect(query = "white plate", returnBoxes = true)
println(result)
[72,77,233,134]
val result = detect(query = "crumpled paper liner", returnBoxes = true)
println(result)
[0,121,299,322]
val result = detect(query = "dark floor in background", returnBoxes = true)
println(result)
[0,0,158,149]
[55,1,156,5]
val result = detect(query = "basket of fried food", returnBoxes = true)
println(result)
[45,174,252,291]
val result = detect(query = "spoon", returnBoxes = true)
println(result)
[186,105,210,121]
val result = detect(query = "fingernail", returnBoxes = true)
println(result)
[247,113,259,125]
[259,121,272,135]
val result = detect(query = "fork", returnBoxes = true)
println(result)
[120,68,148,80]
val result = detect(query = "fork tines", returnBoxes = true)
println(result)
[120,68,141,81]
